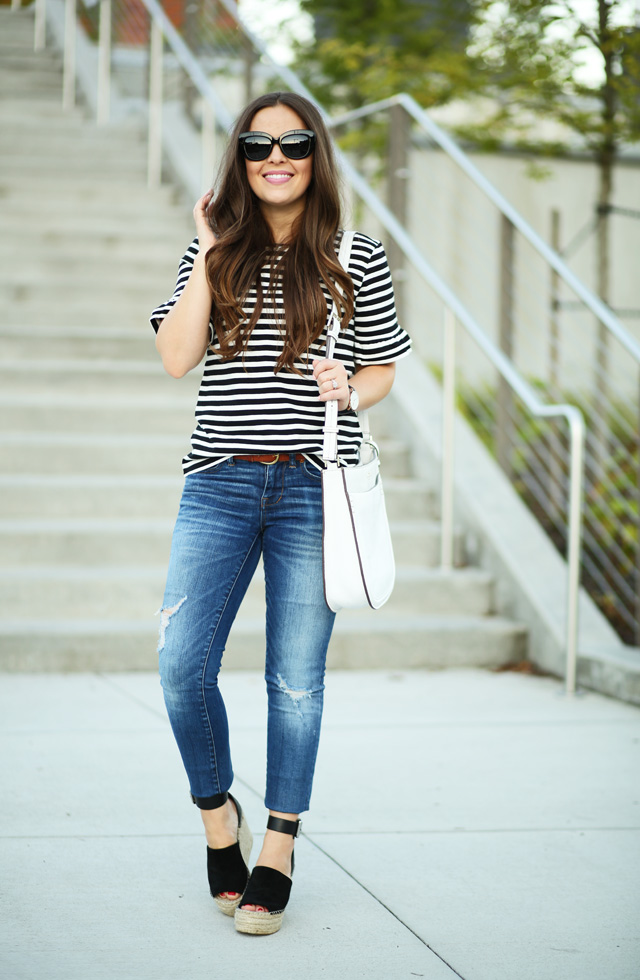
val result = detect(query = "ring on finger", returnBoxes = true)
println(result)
[331,379,339,389]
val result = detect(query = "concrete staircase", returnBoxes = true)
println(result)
[0,6,527,670]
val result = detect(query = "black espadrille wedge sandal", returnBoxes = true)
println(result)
[206,793,253,915]
[234,815,301,935]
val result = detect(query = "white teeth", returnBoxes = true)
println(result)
[264,173,292,181]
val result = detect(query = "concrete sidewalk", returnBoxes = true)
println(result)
[1,667,638,980]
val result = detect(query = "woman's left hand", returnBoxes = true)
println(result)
[313,358,350,411]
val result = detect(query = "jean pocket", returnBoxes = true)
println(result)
[301,459,323,481]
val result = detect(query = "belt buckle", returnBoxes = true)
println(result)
[262,454,280,465]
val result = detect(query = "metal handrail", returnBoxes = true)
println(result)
[32,0,586,691]
[141,0,234,132]
[329,94,640,364]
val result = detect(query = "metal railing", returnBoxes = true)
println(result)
[330,94,640,648]
[14,0,592,690]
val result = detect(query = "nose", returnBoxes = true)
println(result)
[266,139,287,164]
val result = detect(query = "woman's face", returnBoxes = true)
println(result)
[244,105,313,222]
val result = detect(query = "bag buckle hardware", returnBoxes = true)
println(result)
[327,312,341,341]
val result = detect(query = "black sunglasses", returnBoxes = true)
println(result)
[238,129,316,162]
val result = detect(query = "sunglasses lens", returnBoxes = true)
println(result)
[241,135,272,161]
[280,134,313,159]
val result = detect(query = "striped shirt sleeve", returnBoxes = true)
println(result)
[351,240,411,364]
[149,239,201,333]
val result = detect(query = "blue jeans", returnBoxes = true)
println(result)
[157,457,336,814]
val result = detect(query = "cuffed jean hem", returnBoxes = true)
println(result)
[191,790,229,810]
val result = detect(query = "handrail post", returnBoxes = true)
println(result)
[62,0,77,111]
[243,33,254,104]
[387,102,409,324]
[96,0,112,124]
[441,308,456,570]
[496,214,515,478]
[147,18,164,189]
[201,100,216,193]
[564,413,584,694]
[34,0,47,51]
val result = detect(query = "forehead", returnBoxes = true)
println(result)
[249,104,306,136]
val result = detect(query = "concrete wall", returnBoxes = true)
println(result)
[395,146,640,398]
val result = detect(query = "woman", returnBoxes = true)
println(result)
[150,91,411,936]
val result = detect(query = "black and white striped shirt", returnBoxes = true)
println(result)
[150,232,411,474]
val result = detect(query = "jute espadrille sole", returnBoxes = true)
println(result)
[234,907,285,935]
[214,818,253,916]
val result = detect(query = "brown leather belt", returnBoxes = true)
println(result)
[233,453,305,465]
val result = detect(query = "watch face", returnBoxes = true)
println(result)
[350,386,359,411]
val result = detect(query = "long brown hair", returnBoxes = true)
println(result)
[204,92,354,373]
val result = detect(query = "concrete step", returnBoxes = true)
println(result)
[0,431,414,479]
[0,517,464,567]
[0,233,192,264]
[0,361,202,396]
[0,53,61,73]
[0,145,149,174]
[0,299,159,326]
[0,194,189,225]
[0,9,35,36]
[0,21,528,677]
[0,173,180,203]
[0,613,526,671]
[0,394,199,436]
[0,328,165,363]
[0,278,171,309]
[0,475,185,519]
[385,566,494,614]
[0,21,43,48]
[0,97,85,121]
[0,67,63,94]
[0,433,190,476]
[0,280,172,309]
[0,210,187,240]
[0,49,62,69]
[0,154,148,177]
[0,473,437,521]
[0,115,144,144]
[0,564,493,620]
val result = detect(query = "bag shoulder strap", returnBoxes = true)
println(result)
[325,230,355,360]
[322,231,371,463]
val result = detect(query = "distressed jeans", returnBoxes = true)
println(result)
[157,457,336,814]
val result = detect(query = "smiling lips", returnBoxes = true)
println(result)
[263,172,293,184]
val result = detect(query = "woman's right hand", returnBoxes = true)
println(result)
[193,191,217,252]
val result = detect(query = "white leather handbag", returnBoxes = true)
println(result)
[321,231,396,613]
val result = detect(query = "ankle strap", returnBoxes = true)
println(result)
[267,815,302,838]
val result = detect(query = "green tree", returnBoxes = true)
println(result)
[296,0,482,110]
[468,0,640,306]
[299,1,640,304]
